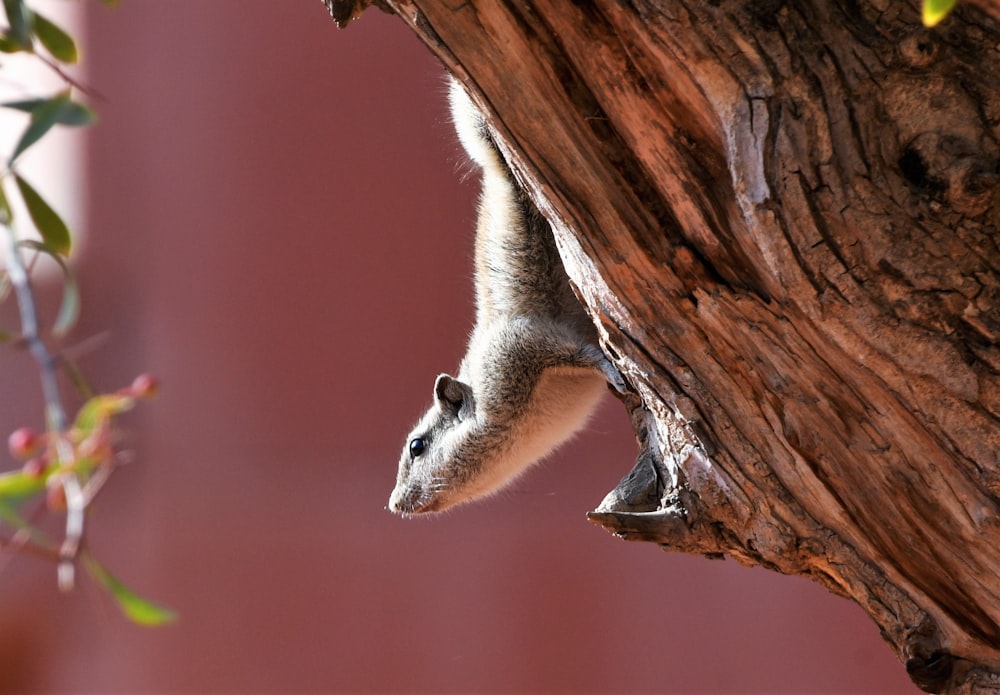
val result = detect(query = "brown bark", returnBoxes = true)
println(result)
[326,0,1000,691]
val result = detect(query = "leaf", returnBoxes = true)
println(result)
[1,97,93,125]
[923,0,957,26]
[0,468,47,502]
[0,31,27,53]
[2,0,33,51]
[52,265,78,335]
[53,100,94,127]
[0,181,11,225]
[0,501,32,529]
[0,502,55,549]
[32,11,76,63]
[72,393,134,435]
[19,240,80,336]
[9,92,95,165]
[10,96,63,164]
[13,174,71,256]
[83,556,177,626]
[1,98,44,113]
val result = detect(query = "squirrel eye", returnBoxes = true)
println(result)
[409,438,426,458]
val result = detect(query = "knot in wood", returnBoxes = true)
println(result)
[898,31,940,69]
[904,619,953,693]
[905,650,954,693]
[898,132,999,215]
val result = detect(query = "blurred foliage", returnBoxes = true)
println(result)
[0,0,172,626]
[923,0,957,26]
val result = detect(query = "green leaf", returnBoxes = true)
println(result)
[0,501,32,529]
[10,96,65,164]
[2,97,93,125]
[72,393,134,438]
[54,100,94,127]
[32,11,76,63]
[0,98,44,113]
[18,240,80,336]
[923,0,957,26]
[0,181,11,225]
[83,556,177,626]
[9,92,95,165]
[0,468,47,502]
[13,174,71,256]
[52,266,78,335]
[2,0,33,51]
[0,502,56,550]
[0,31,28,53]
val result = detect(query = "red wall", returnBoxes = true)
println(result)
[0,2,916,692]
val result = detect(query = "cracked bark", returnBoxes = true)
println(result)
[325,0,1000,692]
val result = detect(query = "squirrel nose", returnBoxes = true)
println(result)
[388,483,422,514]
[388,483,441,515]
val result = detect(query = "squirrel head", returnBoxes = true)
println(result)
[388,374,483,515]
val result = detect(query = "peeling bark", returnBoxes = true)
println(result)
[326,1,1000,691]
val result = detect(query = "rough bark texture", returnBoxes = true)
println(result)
[326,0,1000,691]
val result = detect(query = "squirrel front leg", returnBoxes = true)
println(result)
[466,316,626,419]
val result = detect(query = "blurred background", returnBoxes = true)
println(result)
[0,2,916,693]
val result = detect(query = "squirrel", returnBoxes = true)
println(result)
[388,79,625,515]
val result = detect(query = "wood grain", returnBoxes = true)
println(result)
[335,1,1000,691]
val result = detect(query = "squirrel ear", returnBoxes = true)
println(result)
[434,374,474,419]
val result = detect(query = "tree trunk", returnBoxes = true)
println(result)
[326,0,1000,691]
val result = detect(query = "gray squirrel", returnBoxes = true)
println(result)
[388,79,624,515]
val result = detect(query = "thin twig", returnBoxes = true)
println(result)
[0,531,59,562]
[57,471,84,591]
[34,54,106,102]
[2,224,83,590]
[2,229,65,428]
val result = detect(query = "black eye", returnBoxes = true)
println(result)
[409,438,426,458]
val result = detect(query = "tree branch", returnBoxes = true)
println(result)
[333,1,1000,691]
[2,227,83,590]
